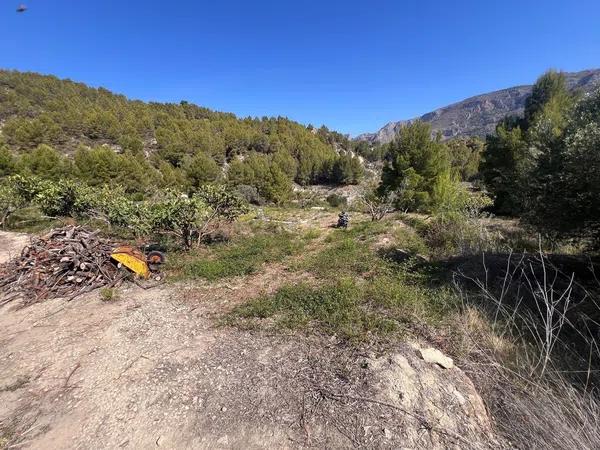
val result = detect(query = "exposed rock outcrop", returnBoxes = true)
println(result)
[357,69,600,143]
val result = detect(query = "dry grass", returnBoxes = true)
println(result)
[451,248,600,450]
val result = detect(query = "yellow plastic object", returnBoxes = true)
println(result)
[111,246,150,279]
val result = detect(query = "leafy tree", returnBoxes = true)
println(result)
[526,88,600,245]
[19,144,71,180]
[429,170,471,215]
[227,153,292,203]
[34,179,91,217]
[184,152,221,189]
[195,183,248,222]
[272,149,297,179]
[156,160,185,188]
[445,137,483,180]
[379,121,450,211]
[74,146,157,194]
[0,70,359,199]
[524,71,574,127]
[526,72,575,216]
[74,146,121,187]
[353,141,387,162]
[482,70,575,216]
[331,154,364,184]
[2,115,63,149]
[0,145,17,177]
[149,190,209,248]
[119,134,145,155]
[85,110,121,140]
[262,165,292,204]
[0,182,25,227]
[480,118,530,215]
[150,187,247,248]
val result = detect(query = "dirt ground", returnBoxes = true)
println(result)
[0,231,500,449]
[0,231,31,264]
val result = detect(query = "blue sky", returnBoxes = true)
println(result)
[1,0,599,136]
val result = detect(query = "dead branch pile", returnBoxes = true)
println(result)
[0,226,125,305]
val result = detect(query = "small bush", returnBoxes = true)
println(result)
[422,213,501,258]
[235,184,265,205]
[394,227,429,256]
[99,287,119,301]
[326,193,347,208]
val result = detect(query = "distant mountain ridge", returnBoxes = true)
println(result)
[356,69,600,144]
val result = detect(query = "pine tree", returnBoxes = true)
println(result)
[379,121,449,211]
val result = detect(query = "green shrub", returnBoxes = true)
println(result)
[230,272,460,340]
[326,193,347,208]
[2,176,248,247]
[364,274,457,323]
[423,212,500,257]
[394,227,429,256]
[235,184,265,205]
[0,182,25,227]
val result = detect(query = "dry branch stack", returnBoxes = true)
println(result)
[0,226,125,305]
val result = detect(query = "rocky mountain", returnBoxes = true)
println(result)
[357,69,600,144]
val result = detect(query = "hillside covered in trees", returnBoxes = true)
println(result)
[0,70,363,203]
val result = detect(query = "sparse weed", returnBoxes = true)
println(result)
[99,287,119,302]
[302,227,321,241]
[452,249,600,449]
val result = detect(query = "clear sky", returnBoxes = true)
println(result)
[1,0,599,136]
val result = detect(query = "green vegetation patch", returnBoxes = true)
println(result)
[364,274,458,324]
[230,279,398,340]
[302,237,380,278]
[230,273,458,341]
[176,230,308,281]
[297,220,394,278]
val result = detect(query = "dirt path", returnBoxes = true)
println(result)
[0,231,31,264]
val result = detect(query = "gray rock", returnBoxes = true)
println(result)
[357,69,600,143]
[419,347,454,369]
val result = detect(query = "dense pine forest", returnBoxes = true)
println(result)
[0,70,364,203]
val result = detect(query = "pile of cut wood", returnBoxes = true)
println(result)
[0,226,125,306]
